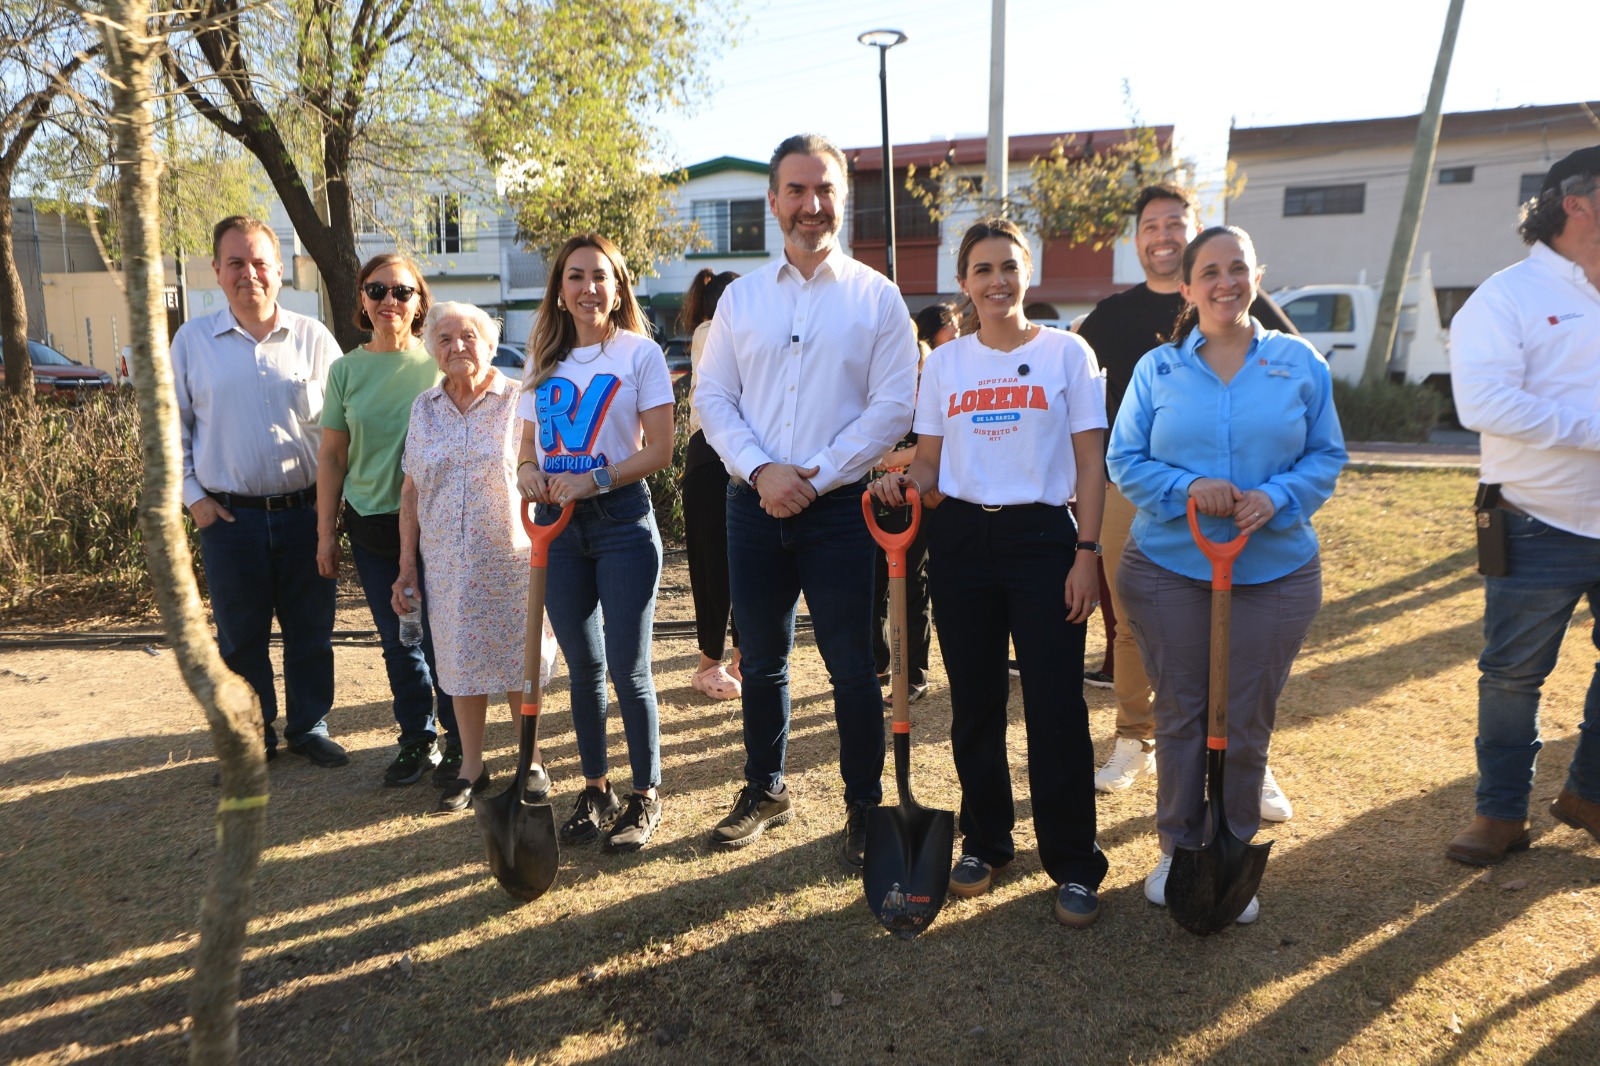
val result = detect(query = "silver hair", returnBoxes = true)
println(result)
[422,301,501,365]
[1518,171,1600,247]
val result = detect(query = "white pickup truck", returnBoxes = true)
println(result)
[1271,256,1451,392]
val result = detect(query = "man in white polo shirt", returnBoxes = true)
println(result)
[172,216,345,767]
[696,133,919,867]
[1446,145,1600,864]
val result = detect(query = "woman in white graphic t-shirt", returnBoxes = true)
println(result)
[869,217,1111,927]
[514,233,675,854]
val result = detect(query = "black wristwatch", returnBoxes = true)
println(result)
[592,465,614,494]
[1075,541,1102,557]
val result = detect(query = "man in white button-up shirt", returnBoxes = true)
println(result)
[1446,146,1600,865]
[696,133,919,864]
[172,216,345,767]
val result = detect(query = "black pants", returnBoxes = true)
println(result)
[682,433,738,659]
[925,497,1106,890]
[871,504,930,687]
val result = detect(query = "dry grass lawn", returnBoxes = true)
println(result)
[1,468,1597,1064]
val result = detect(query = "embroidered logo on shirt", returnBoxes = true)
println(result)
[535,374,619,473]
[1156,363,1172,375]
[1548,312,1584,325]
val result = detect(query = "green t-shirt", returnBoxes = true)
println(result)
[321,344,441,515]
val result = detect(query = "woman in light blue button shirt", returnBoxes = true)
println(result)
[1107,225,1346,926]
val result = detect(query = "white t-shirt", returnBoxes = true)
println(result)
[913,326,1106,506]
[515,330,675,475]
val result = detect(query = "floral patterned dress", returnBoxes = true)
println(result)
[403,370,530,695]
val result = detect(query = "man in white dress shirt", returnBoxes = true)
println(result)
[172,216,345,766]
[1446,146,1600,864]
[696,133,920,866]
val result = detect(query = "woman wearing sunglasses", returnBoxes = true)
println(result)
[317,254,459,790]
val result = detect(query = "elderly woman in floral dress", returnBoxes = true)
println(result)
[393,301,540,813]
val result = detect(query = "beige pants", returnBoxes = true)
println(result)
[1104,483,1155,743]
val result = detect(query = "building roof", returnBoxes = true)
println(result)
[1230,101,1600,156]
[677,156,768,180]
[846,127,1174,171]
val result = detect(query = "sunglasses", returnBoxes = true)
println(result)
[361,282,419,302]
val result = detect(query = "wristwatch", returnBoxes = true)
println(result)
[591,465,614,494]
[1075,541,1102,556]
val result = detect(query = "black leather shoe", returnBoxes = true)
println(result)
[437,769,490,813]
[841,801,873,869]
[524,763,551,803]
[287,734,349,768]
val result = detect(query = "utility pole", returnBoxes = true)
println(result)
[986,0,1007,214]
[1362,0,1466,385]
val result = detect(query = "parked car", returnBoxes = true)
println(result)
[0,341,114,403]
[661,336,691,392]
[491,343,526,372]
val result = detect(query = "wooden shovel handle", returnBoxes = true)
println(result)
[518,500,574,717]
[1186,498,1249,747]
[863,487,921,735]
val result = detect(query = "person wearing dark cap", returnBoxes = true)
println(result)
[1446,144,1600,865]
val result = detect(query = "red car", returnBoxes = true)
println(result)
[0,341,114,403]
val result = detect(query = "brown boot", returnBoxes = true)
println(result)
[1549,789,1600,843]
[1446,815,1531,866]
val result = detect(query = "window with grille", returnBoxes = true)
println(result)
[1283,184,1366,216]
[1519,173,1544,204]
[1438,166,1474,184]
[425,193,477,254]
[852,171,941,241]
[692,199,766,253]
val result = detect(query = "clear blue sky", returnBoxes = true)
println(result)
[658,0,1597,192]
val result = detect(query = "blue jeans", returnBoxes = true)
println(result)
[726,480,884,805]
[349,541,456,747]
[197,504,335,749]
[541,481,662,793]
[1476,512,1600,819]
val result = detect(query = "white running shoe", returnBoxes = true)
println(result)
[1095,737,1156,793]
[1260,765,1294,822]
[1144,853,1172,906]
[1236,896,1260,924]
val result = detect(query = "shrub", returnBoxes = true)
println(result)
[646,385,691,545]
[1331,377,1443,443]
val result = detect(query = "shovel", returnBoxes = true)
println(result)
[861,486,954,939]
[1165,497,1271,934]
[473,497,573,903]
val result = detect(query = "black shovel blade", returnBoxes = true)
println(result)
[473,786,559,903]
[1166,750,1271,934]
[863,801,955,940]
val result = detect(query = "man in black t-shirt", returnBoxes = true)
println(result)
[1076,183,1297,828]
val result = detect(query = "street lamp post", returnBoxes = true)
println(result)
[858,29,907,282]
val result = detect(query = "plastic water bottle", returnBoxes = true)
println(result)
[398,587,423,647]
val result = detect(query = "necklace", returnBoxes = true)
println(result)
[975,321,1037,354]
[565,344,604,365]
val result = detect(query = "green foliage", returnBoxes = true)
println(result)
[645,382,692,545]
[1331,377,1444,443]
[0,388,199,613]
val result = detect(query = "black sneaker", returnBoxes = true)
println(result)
[1054,882,1100,928]
[710,783,792,848]
[1083,670,1114,689]
[604,793,663,852]
[841,802,873,869]
[383,738,439,787]
[431,738,464,786]
[560,784,622,845]
[436,769,490,814]
[949,854,996,898]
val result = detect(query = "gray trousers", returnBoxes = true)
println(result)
[1117,544,1322,852]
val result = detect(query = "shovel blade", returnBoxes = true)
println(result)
[862,801,955,939]
[474,786,560,903]
[1166,829,1271,935]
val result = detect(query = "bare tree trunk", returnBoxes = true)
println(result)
[96,4,266,1063]
[0,196,30,400]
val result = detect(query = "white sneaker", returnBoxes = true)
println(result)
[1144,853,1172,905]
[1237,896,1260,924]
[1260,766,1294,822]
[1095,737,1156,793]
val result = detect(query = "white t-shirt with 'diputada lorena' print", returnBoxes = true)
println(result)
[912,326,1106,507]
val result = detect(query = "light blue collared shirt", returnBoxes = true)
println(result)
[1106,321,1347,584]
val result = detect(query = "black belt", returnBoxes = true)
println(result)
[947,496,1055,513]
[208,485,316,511]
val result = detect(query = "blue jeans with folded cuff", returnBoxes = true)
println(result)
[726,479,884,806]
[541,481,662,793]
[1475,511,1600,820]
[197,504,335,749]
[349,541,456,748]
